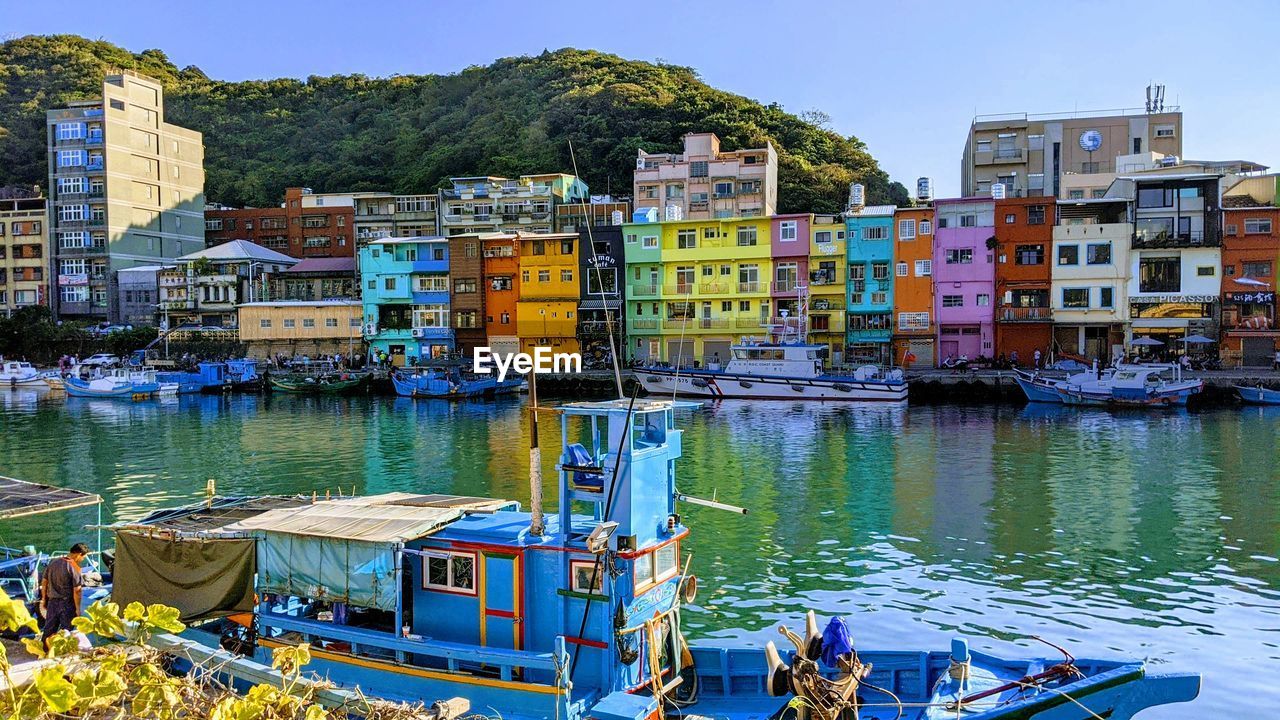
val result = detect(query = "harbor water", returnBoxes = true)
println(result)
[1,390,1277,718]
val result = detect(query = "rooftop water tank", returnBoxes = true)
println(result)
[610,210,624,226]
[917,177,933,202]
[664,204,683,221]
[991,183,1007,200]
[848,183,866,211]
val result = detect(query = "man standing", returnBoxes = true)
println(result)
[40,543,88,647]
[1033,348,1042,369]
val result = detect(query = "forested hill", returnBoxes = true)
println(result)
[0,35,908,212]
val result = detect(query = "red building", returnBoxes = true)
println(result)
[993,196,1053,365]
[1220,178,1280,367]
[204,187,354,259]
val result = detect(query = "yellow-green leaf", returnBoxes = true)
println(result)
[144,603,186,634]
[34,665,76,713]
[305,703,329,720]
[71,667,128,708]
[123,601,146,623]
[20,636,46,659]
[0,590,39,633]
[73,599,125,638]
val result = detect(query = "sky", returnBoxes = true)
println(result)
[6,0,1279,198]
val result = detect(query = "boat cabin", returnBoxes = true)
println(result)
[109,400,691,720]
[726,340,828,378]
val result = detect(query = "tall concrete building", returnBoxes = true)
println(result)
[47,71,205,323]
[961,101,1183,200]
[634,133,778,220]
[0,197,49,314]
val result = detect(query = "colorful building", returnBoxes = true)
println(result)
[934,198,996,362]
[993,196,1054,364]
[441,175,587,236]
[634,133,777,220]
[205,187,355,259]
[516,232,580,354]
[447,233,486,358]
[623,216,773,365]
[1220,176,1280,366]
[481,233,520,359]
[845,205,895,364]
[1052,199,1130,362]
[238,300,363,359]
[359,236,452,365]
[576,225,626,368]
[807,215,847,362]
[0,196,48,314]
[770,213,810,321]
[891,206,936,367]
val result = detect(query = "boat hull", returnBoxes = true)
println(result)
[1014,373,1063,403]
[637,368,908,401]
[269,375,365,394]
[1234,385,1280,405]
[64,379,152,399]
[391,372,495,399]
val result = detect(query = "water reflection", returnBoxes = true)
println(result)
[0,395,1275,718]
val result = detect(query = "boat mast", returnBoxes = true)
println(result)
[528,368,544,536]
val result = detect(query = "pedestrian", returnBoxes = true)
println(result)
[40,543,89,649]
[1010,349,1019,368]
[1033,348,1042,369]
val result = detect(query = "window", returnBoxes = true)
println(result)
[898,312,930,331]
[1062,288,1089,308]
[862,226,888,240]
[736,226,757,246]
[205,218,223,232]
[58,231,87,249]
[1067,190,1085,200]
[959,214,976,228]
[714,181,734,198]
[1139,257,1181,293]
[702,228,716,240]
[942,295,963,308]
[977,294,990,306]
[325,318,338,328]
[1242,261,1272,277]
[1057,245,1079,265]
[914,259,932,276]
[521,270,530,283]
[896,262,908,276]
[738,300,751,312]
[976,139,992,153]
[1028,134,1044,151]
[57,149,86,168]
[1081,161,1100,174]
[872,262,889,280]
[945,248,973,264]
[701,265,713,277]
[677,229,697,249]
[302,318,316,328]
[1027,206,1046,225]
[395,195,433,213]
[1091,189,1107,199]
[56,122,85,140]
[898,219,916,239]
[626,233,637,245]
[57,177,85,194]
[689,161,708,177]
[424,551,475,594]
[1015,245,1044,265]
[1005,214,1016,224]
[413,304,448,328]
[1086,243,1111,265]
[1155,124,1176,138]
[455,310,478,328]
[815,230,833,244]
[1137,188,1174,208]
[720,264,731,276]
[1099,288,1114,308]
[642,235,658,249]
[58,205,85,221]
[538,270,550,282]
[779,220,798,242]
[666,184,684,199]
[453,278,477,293]
[1028,174,1045,192]
[1245,218,1273,235]
[384,277,397,291]
[640,185,658,199]
[560,240,574,256]
[283,319,296,328]
[570,559,603,594]
[561,269,573,282]
[1197,266,1215,277]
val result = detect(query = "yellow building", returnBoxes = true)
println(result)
[516,232,580,353]
[237,300,363,358]
[808,214,847,362]
[623,216,773,365]
[0,197,48,313]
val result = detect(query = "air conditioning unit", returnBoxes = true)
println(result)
[412,328,426,338]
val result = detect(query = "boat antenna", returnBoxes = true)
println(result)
[568,139,624,399]
[528,367,544,536]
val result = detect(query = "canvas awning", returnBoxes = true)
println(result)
[222,494,512,543]
[0,476,100,520]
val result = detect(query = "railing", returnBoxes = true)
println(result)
[664,283,695,295]
[738,281,761,293]
[167,328,240,342]
[735,317,763,328]
[714,191,736,199]
[698,282,730,294]
[771,280,798,293]
[628,284,658,297]
[810,316,846,333]
[997,306,1054,322]
[578,320,622,335]
[629,318,659,330]
[809,270,845,285]
[86,160,104,171]
[1131,231,1219,248]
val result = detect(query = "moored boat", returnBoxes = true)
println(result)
[391,366,496,399]
[65,368,161,399]
[0,360,46,388]
[155,362,229,394]
[1234,384,1280,405]
[109,399,1198,720]
[269,371,366,394]
[225,358,262,391]
[1014,364,1112,404]
[1056,364,1201,407]
[639,345,908,401]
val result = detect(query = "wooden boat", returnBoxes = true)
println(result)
[269,372,365,394]
[1234,384,1280,405]
[391,367,496,399]
[225,358,263,391]
[111,400,1199,720]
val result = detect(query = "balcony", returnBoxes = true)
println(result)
[735,317,763,329]
[771,280,798,294]
[86,134,103,145]
[578,320,622,335]
[974,148,1028,166]
[1131,230,1220,249]
[809,269,844,286]
[628,284,659,298]
[56,218,106,229]
[86,160,104,171]
[997,306,1054,322]
[698,282,730,295]
[737,281,761,293]
[629,318,659,331]
[661,318,730,331]
[809,315,846,333]
[664,283,695,296]
[847,328,892,342]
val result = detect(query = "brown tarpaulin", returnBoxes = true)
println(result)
[113,532,256,622]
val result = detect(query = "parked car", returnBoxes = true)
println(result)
[79,353,120,367]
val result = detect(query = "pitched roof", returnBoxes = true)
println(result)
[178,240,298,264]
[282,257,356,274]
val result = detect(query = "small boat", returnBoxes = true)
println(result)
[269,371,366,394]
[1234,384,1280,405]
[225,358,262,391]
[1056,364,1202,407]
[391,366,496,399]
[1015,364,1113,404]
[155,362,229,394]
[639,345,908,401]
[65,368,161,399]
[110,399,1199,720]
[0,360,46,388]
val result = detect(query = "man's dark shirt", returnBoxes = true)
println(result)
[44,556,82,602]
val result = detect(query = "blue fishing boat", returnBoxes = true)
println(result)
[65,368,161,399]
[156,362,229,394]
[109,399,1199,720]
[1014,365,1111,404]
[225,358,262,391]
[392,366,497,399]
[1234,384,1280,405]
[1057,364,1201,407]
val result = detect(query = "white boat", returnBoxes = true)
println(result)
[0,360,46,388]
[1015,364,1113,403]
[65,368,161,399]
[638,346,908,401]
[1056,363,1202,407]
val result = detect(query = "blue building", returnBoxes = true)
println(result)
[845,205,896,365]
[359,237,453,364]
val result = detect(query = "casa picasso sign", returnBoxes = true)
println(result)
[1129,294,1218,304]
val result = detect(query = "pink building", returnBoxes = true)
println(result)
[933,198,996,362]
[770,213,811,316]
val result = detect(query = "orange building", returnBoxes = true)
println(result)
[993,196,1054,365]
[891,206,937,366]
[1220,178,1280,367]
[481,232,520,358]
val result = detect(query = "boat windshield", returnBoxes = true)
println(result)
[732,348,785,360]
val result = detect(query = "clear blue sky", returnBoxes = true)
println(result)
[7,0,1277,197]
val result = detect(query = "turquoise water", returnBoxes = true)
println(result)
[2,389,1277,718]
